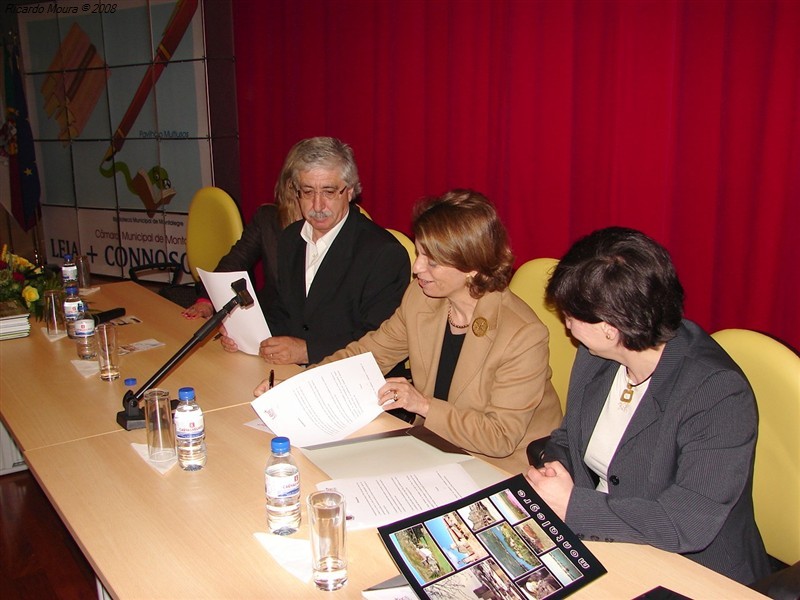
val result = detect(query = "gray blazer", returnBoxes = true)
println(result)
[544,320,770,584]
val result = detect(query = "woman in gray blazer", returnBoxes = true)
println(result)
[527,226,770,585]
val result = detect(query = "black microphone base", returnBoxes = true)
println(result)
[116,400,179,430]
[118,389,146,430]
[116,408,146,430]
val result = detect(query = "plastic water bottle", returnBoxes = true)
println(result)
[63,286,84,339]
[265,436,301,535]
[74,318,98,360]
[61,254,78,289]
[174,387,207,471]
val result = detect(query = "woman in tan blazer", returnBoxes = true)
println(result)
[317,190,562,473]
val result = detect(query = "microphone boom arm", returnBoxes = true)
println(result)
[116,278,254,430]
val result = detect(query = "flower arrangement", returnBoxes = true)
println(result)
[0,244,61,320]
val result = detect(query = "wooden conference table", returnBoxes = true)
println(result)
[0,281,293,452]
[0,283,765,598]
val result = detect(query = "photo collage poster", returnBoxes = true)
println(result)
[378,474,606,600]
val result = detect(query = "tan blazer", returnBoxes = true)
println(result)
[321,283,563,474]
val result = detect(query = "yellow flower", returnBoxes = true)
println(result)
[15,256,34,270]
[22,285,39,306]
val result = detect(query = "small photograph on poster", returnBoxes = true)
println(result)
[489,487,529,524]
[387,523,455,585]
[457,498,503,531]
[515,519,557,554]
[425,558,526,600]
[517,567,563,600]
[540,548,584,587]
[476,521,541,578]
[378,474,606,600]
[423,511,489,569]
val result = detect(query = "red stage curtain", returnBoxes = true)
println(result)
[232,0,800,351]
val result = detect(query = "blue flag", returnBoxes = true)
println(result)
[2,42,41,231]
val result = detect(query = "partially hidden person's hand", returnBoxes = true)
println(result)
[525,460,573,521]
[218,324,239,353]
[260,336,309,365]
[378,377,430,417]
[181,300,213,319]
[254,376,270,397]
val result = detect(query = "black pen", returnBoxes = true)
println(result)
[268,369,275,389]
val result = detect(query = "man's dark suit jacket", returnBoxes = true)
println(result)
[545,320,770,585]
[198,204,283,314]
[267,206,410,364]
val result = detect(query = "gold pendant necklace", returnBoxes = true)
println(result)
[620,383,635,404]
[619,369,653,404]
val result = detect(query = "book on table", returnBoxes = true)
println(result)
[0,301,30,340]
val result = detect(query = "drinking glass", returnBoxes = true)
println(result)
[307,490,348,591]
[43,289,66,336]
[96,323,120,381]
[144,389,176,462]
[76,254,91,290]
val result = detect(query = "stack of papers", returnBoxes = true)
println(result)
[0,301,31,340]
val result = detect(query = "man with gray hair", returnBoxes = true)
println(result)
[225,136,410,366]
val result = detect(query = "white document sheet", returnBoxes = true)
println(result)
[250,352,385,447]
[317,462,480,530]
[197,268,270,355]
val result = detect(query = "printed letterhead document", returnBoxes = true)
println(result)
[317,462,480,531]
[250,352,385,447]
[197,268,270,355]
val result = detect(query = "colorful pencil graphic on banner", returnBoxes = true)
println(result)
[101,0,199,164]
[40,22,108,144]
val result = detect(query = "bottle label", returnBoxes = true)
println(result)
[64,300,82,320]
[74,320,95,336]
[174,412,204,439]
[62,265,77,281]
[266,472,300,498]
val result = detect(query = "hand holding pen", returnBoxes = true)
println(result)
[253,370,276,396]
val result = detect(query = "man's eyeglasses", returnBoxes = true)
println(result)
[295,186,348,201]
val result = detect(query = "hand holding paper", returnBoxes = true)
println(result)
[197,269,270,355]
[251,352,386,446]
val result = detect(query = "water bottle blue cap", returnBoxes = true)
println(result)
[178,387,195,400]
[271,436,290,452]
[124,378,137,386]
[65,285,78,294]
[64,254,72,261]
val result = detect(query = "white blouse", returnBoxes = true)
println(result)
[584,364,651,493]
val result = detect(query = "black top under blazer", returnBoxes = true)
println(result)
[544,320,771,585]
[267,206,410,364]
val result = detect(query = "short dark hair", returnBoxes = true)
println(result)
[545,227,684,351]
[412,189,514,298]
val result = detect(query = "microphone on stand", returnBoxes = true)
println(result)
[116,278,254,430]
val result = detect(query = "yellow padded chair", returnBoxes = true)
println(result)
[509,258,577,411]
[129,187,243,307]
[185,187,244,282]
[357,204,372,220]
[711,328,800,565]
[386,228,415,281]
